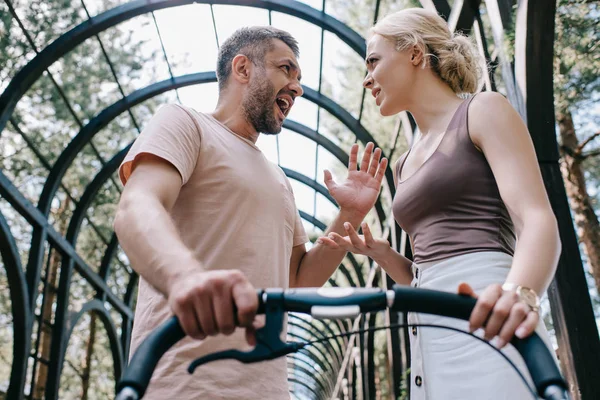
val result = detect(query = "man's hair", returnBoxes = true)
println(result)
[216,26,299,91]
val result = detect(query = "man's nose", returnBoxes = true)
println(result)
[289,80,303,98]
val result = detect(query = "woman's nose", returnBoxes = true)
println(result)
[363,74,373,88]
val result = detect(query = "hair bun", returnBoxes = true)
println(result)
[436,34,481,94]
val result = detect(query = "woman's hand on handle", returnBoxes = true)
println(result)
[167,269,258,344]
[458,282,539,349]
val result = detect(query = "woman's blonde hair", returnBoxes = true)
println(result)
[370,8,482,94]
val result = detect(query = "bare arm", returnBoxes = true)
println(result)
[462,92,561,347]
[470,92,561,294]
[114,154,195,295]
[289,143,389,288]
[114,155,257,341]
[289,211,373,288]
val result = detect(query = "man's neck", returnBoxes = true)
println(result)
[211,100,260,143]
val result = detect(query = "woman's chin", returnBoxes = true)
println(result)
[378,104,395,117]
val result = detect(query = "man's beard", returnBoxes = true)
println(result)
[242,73,282,135]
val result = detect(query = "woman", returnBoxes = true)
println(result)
[318,8,561,399]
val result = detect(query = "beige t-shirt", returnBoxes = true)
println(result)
[119,104,308,400]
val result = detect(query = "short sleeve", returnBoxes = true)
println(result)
[293,208,308,247]
[284,179,308,247]
[119,104,202,186]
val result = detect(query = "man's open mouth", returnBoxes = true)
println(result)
[275,95,293,119]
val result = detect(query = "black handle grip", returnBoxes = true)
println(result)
[390,285,567,398]
[117,286,568,400]
[117,290,265,398]
[116,316,185,398]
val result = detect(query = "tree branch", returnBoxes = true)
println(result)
[582,149,600,159]
[577,131,600,154]
[64,358,84,380]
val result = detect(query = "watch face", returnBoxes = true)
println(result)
[519,288,539,307]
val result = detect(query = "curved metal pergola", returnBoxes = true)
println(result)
[0,1,598,400]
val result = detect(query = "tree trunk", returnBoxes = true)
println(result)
[32,197,70,400]
[558,109,600,293]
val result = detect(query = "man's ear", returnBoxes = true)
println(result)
[410,45,425,67]
[231,54,252,84]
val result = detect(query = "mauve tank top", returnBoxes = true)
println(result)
[393,96,515,264]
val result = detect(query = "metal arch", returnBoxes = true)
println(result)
[37,72,216,216]
[0,210,31,400]
[514,1,600,398]
[285,120,348,165]
[121,272,139,359]
[296,210,367,288]
[45,147,131,399]
[287,330,339,370]
[299,211,325,231]
[59,145,366,292]
[32,74,386,301]
[485,0,524,116]
[59,299,124,387]
[288,314,346,363]
[288,376,323,400]
[97,233,120,301]
[301,86,395,192]
[287,364,329,398]
[334,260,362,288]
[286,355,332,396]
[65,146,130,243]
[288,317,344,366]
[282,167,336,205]
[0,0,365,135]
[287,357,331,393]
[0,170,132,318]
[425,0,451,18]
[287,332,343,379]
[38,73,388,225]
[290,317,345,372]
[289,346,336,388]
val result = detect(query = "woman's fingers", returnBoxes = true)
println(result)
[368,147,382,176]
[496,301,532,348]
[348,144,359,171]
[360,142,375,172]
[344,222,366,249]
[468,284,502,333]
[316,236,340,249]
[362,222,375,247]
[483,290,518,340]
[375,157,388,184]
[515,309,539,339]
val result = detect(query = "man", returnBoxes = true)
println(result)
[114,26,388,399]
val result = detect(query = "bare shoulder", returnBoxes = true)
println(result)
[469,91,515,123]
[468,91,526,145]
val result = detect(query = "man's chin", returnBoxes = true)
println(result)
[260,120,284,135]
[262,127,283,135]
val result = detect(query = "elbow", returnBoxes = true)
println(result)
[551,215,562,272]
[538,209,562,274]
[113,194,134,239]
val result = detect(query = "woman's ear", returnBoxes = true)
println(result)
[410,45,424,67]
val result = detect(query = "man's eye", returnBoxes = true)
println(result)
[282,65,291,73]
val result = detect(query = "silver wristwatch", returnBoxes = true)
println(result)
[501,283,540,313]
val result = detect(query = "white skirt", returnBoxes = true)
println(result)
[408,251,556,400]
